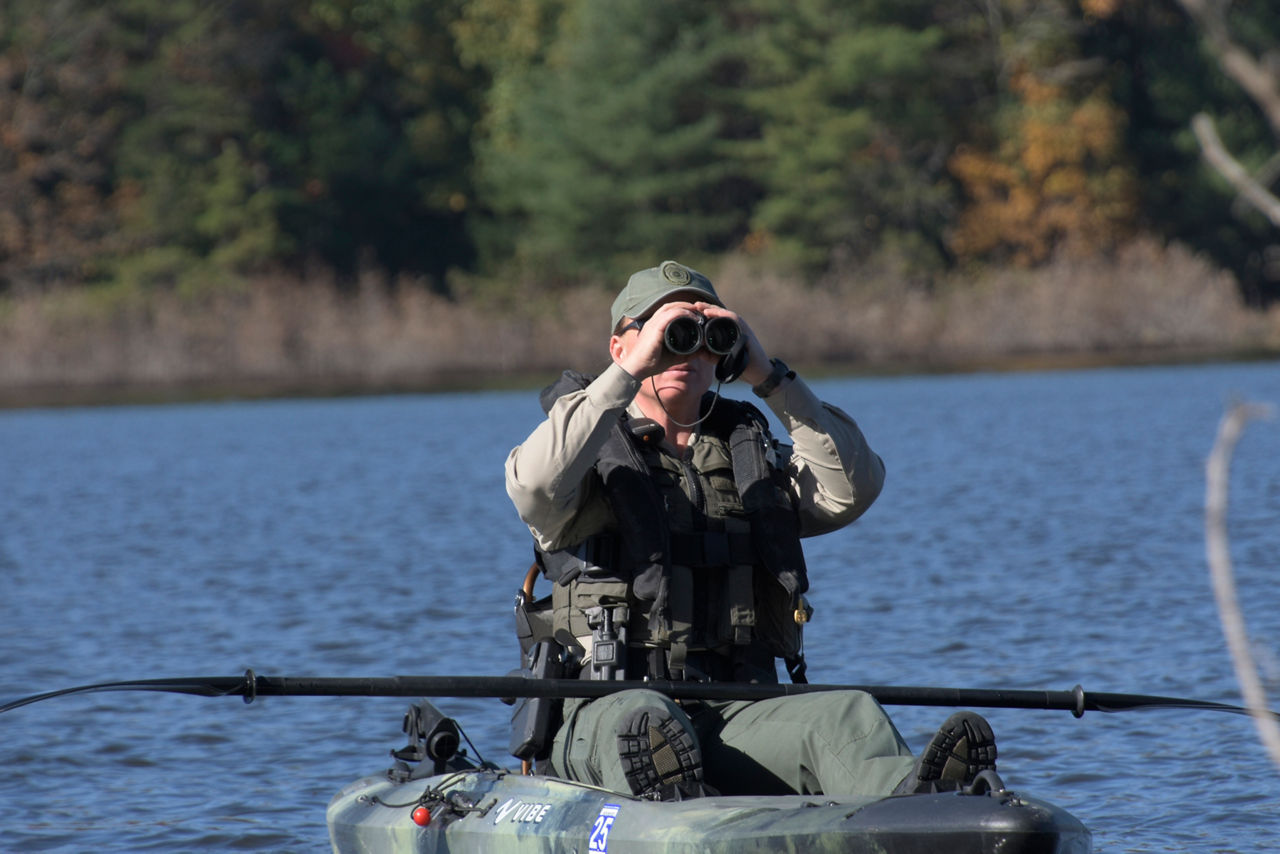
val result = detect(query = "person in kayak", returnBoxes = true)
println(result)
[505,260,997,800]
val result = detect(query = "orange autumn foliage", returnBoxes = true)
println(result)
[948,70,1137,266]
[1080,0,1124,19]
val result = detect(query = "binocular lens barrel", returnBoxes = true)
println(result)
[703,317,739,355]
[663,315,740,356]
[664,316,704,355]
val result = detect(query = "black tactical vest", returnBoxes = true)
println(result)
[528,370,812,684]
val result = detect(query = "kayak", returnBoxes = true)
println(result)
[327,766,1090,853]
[326,702,1092,854]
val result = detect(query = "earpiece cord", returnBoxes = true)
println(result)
[650,376,721,429]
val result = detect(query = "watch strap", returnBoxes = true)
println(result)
[752,358,795,398]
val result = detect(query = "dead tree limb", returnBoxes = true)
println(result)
[1205,401,1279,770]
[1176,0,1280,227]
[1192,113,1280,228]
[1176,0,1280,139]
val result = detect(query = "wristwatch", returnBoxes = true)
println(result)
[752,358,795,398]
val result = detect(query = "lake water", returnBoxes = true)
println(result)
[2,360,1278,852]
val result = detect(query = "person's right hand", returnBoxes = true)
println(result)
[611,300,705,380]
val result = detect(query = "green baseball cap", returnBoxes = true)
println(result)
[610,261,722,332]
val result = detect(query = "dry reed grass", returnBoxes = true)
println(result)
[722,238,1276,366]
[1,238,1276,405]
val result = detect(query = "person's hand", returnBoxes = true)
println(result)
[692,302,772,387]
[612,301,706,380]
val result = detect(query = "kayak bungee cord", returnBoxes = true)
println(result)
[2,670,1276,720]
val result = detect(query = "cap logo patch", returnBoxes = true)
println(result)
[660,261,691,285]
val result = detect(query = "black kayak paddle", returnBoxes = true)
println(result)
[2,670,1274,720]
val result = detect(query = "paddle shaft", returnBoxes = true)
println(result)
[250,676,1260,716]
[259,676,1085,708]
[1,671,1267,719]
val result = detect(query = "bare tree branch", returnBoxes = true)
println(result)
[1205,401,1280,771]
[1192,113,1280,229]
[1177,0,1280,228]
[1176,0,1280,139]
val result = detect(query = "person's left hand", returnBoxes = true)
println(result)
[692,301,772,387]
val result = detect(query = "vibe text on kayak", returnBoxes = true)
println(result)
[492,798,554,825]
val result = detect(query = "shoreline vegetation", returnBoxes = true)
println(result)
[4,240,1278,410]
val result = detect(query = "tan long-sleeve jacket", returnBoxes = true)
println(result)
[505,362,884,553]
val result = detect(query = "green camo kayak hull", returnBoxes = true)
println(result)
[326,768,1091,854]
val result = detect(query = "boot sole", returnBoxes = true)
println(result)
[616,708,703,797]
[919,711,998,784]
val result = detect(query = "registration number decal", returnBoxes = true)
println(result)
[588,803,620,853]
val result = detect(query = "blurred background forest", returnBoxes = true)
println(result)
[2,0,1280,403]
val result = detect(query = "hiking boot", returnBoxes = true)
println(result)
[895,711,998,794]
[616,706,704,800]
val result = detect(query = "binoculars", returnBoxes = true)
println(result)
[663,315,741,356]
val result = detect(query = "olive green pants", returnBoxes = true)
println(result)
[548,689,916,797]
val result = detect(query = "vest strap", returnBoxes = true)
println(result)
[666,565,693,679]
[727,564,755,645]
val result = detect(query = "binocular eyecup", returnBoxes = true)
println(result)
[663,315,740,356]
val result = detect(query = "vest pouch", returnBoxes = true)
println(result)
[703,472,745,519]
[554,578,635,647]
[509,639,566,761]
[753,569,807,659]
[514,589,556,657]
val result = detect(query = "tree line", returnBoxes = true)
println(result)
[2,0,1277,304]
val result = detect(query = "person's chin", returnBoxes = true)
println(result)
[656,366,710,394]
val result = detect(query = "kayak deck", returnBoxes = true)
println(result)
[327,767,1091,853]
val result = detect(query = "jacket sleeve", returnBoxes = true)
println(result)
[504,362,641,551]
[760,375,885,537]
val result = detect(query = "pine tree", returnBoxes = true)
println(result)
[470,0,752,281]
[740,0,974,272]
